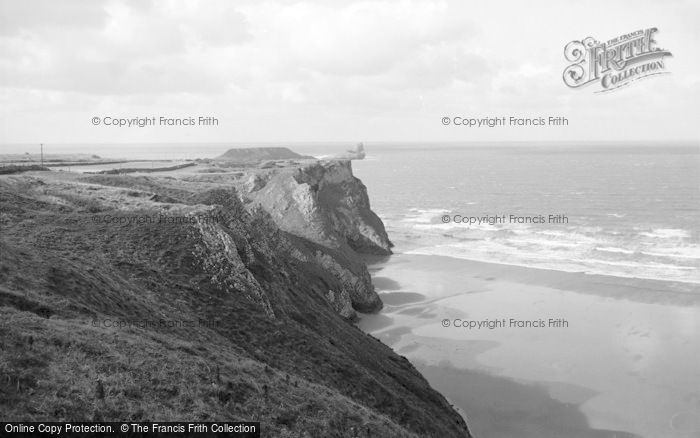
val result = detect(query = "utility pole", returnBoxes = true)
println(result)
[40,143,44,167]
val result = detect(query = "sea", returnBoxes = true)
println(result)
[346,142,700,285]
[344,142,700,438]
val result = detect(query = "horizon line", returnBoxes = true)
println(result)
[2,140,699,146]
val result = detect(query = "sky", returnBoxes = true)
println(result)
[1,0,699,145]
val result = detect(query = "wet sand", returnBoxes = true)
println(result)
[358,254,700,438]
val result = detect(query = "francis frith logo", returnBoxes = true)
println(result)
[563,28,672,92]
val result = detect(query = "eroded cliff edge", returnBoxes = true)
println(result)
[0,157,471,437]
[239,159,393,317]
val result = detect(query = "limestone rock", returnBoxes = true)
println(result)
[243,159,392,314]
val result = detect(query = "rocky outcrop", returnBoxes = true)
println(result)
[190,207,276,318]
[290,238,383,315]
[216,147,312,164]
[239,159,392,316]
[246,160,391,255]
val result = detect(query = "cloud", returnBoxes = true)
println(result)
[0,0,109,35]
[0,0,698,143]
[250,0,477,77]
[0,0,251,94]
[0,0,479,96]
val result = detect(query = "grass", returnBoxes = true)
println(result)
[0,171,471,437]
[0,308,417,437]
[0,165,51,175]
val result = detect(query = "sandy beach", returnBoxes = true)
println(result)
[358,254,700,438]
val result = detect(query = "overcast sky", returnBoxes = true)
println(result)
[1,0,698,145]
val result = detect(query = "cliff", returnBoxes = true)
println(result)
[250,160,391,255]
[239,159,393,316]
[0,162,471,437]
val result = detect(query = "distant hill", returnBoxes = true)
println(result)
[216,147,312,163]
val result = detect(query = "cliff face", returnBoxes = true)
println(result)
[240,160,392,315]
[248,160,392,255]
[0,166,471,437]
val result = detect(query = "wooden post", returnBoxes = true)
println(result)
[40,143,44,167]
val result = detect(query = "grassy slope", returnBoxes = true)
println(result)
[0,172,471,437]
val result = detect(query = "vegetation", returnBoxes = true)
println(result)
[0,171,470,437]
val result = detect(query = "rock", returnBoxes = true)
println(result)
[243,160,392,314]
[251,160,392,255]
[244,174,268,192]
[325,289,355,319]
[190,210,276,318]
